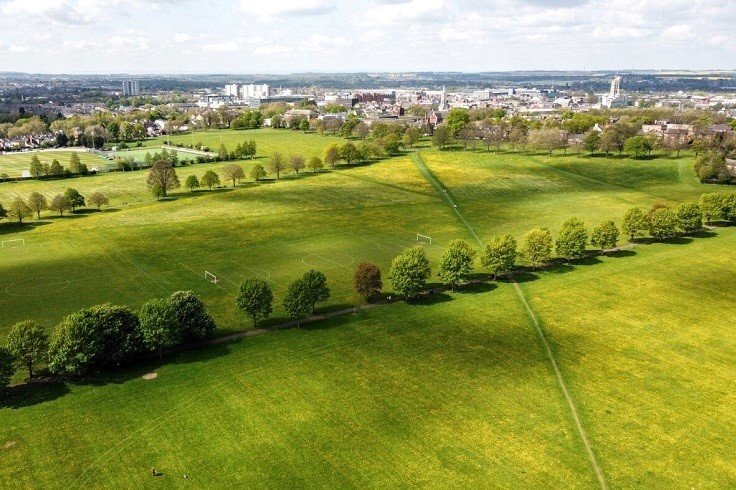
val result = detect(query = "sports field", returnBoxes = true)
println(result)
[0,150,107,178]
[1,130,735,486]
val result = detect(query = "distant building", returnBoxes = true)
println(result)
[600,76,628,108]
[122,80,140,96]
[224,83,271,99]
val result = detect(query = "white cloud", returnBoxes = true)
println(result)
[174,33,191,42]
[204,41,239,52]
[239,0,335,19]
[659,24,693,42]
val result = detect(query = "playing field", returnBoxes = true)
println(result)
[1,130,735,486]
[0,150,109,178]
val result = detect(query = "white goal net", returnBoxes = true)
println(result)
[204,271,218,284]
[416,234,432,245]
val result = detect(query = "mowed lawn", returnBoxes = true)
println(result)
[0,286,596,488]
[0,150,107,178]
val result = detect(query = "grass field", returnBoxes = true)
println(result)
[1,230,734,487]
[0,150,108,178]
[1,129,734,487]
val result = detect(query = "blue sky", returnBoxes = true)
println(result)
[0,0,734,74]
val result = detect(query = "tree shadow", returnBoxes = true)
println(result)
[606,249,637,258]
[0,380,70,409]
[690,230,718,239]
[458,282,498,294]
[505,270,540,283]
[412,291,453,306]
[0,221,52,234]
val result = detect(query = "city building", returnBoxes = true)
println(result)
[122,79,140,96]
[600,76,629,108]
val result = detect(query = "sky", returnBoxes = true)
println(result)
[0,0,734,74]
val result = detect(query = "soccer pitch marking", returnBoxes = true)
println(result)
[301,252,356,269]
[3,273,118,297]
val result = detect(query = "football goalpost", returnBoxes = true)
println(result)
[416,234,432,245]
[1,238,25,248]
[204,271,218,284]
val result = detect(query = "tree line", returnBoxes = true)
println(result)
[0,188,109,223]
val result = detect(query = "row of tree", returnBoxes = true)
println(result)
[0,291,216,388]
[0,188,110,223]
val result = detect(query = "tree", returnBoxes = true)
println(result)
[169,291,216,343]
[676,202,702,233]
[324,144,340,168]
[388,246,431,299]
[282,278,312,326]
[7,197,32,223]
[481,235,517,279]
[307,156,323,173]
[218,143,229,160]
[27,191,48,219]
[0,203,6,220]
[269,152,286,179]
[354,262,382,300]
[624,135,653,158]
[201,169,220,190]
[621,207,647,241]
[289,154,305,175]
[236,278,273,327]
[29,154,43,178]
[528,128,565,155]
[64,188,85,212]
[590,220,620,252]
[0,347,14,392]
[555,217,588,260]
[340,142,360,164]
[583,131,600,156]
[146,160,181,198]
[139,298,179,359]
[222,163,245,187]
[49,159,63,176]
[301,269,330,313]
[437,239,477,290]
[185,174,200,192]
[249,164,267,182]
[6,320,48,378]
[49,194,71,217]
[522,228,552,269]
[647,205,678,241]
[299,119,310,132]
[699,193,725,224]
[48,304,142,375]
[445,108,470,137]
[88,192,110,210]
[432,126,452,150]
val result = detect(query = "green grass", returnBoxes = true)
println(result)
[1,131,735,487]
[0,150,108,178]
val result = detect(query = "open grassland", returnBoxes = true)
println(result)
[1,230,734,487]
[0,150,107,178]
[0,286,597,488]
[421,150,732,239]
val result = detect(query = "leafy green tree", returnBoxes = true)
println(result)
[29,154,43,178]
[590,220,620,252]
[185,174,200,192]
[301,270,330,313]
[28,191,48,219]
[437,239,477,290]
[222,163,245,187]
[7,197,32,223]
[169,291,216,342]
[249,164,267,182]
[201,169,220,190]
[621,207,647,241]
[555,217,588,260]
[388,246,432,299]
[49,194,71,217]
[289,154,305,175]
[5,320,48,378]
[63,188,85,212]
[583,131,600,156]
[48,304,142,375]
[354,262,382,300]
[0,203,7,220]
[0,347,15,392]
[432,126,452,150]
[522,227,553,269]
[699,193,724,224]
[88,192,110,210]
[481,235,517,279]
[218,143,229,160]
[340,142,360,164]
[676,202,702,233]
[624,135,653,158]
[139,298,179,359]
[528,128,565,155]
[324,144,340,168]
[236,278,274,327]
[146,160,180,198]
[269,152,286,179]
[445,108,470,137]
[283,278,312,326]
[724,193,736,224]
[299,119,310,132]
[49,159,64,176]
[307,156,323,173]
[647,205,679,241]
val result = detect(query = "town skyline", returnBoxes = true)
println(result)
[0,0,734,74]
